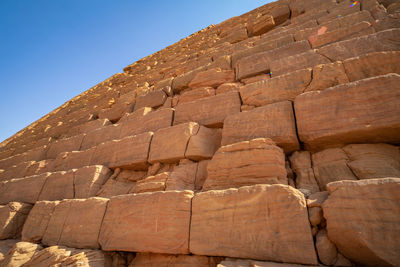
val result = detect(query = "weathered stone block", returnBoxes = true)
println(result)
[0,202,32,239]
[133,172,168,193]
[119,108,173,138]
[0,173,50,205]
[188,68,235,89]
[38,170,74,201]
[190,184,317,264]
[46,134,85,159]
[148,122,199,163]
[306,61,349,92]
[51,148,95,172]
[80,124,122,151]
[203,138,287,190]
[129,253,219,267]
[99,190,193,254]
[42,197,108,249]
[174,91,241,127]
[179,87,215,103]
[240,68,312,106]
[247,14,275,36]
[222,101,299,153]
[134,89,167,110]
[74,165,112,198]
[322,178,400,266]
[185,126,221,161]
[343,51,400,82]
[295,74,400,150]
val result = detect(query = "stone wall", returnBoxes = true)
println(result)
[0,0,400,266]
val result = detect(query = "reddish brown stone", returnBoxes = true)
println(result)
[80,124,122,151]
[46,134,85,159]
[247,14,275,36]
[188,68,235,89]
[134,89,167,111]
[179,87,215,103]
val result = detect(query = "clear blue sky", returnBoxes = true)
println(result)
[0,0,271,143]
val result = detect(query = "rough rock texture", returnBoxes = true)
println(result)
[99,190,193,254]
[129,253,220,267]
[222,101,299,153]
[42,198,108,249]
[322,178,400,266]
[0,242,43,267]
[0,239,19,262]
[0,202,32,239]
[190,185,317,264]
[203,138,287,190]
[73,165,112,198]
[295,74,400,151]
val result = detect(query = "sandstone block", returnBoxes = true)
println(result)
[51,148,95,172]
[174,91,241,127]
[188,68,235,89]
[0,202,32,239]
[295,74,400,150]
[0,173,50,205]
[235,40,310,80]
[46,134,85,159]
[343,51,400,82]
[0,239,19,262]
[0,242,43,267]
[240,68,312,106]
[96,178,135,198]
[119,108,173,138]
[203,138,287,190]
[270,50,331,76]
[80,124,122,151]
[317,28,400,61]
[247,14,275,36]
[195,160,210,191]
[312,148,357,190]
[74,165,112,198]
[149,122,199,163]
[186,127,221,161]
[91,132,153,170]
[42,198,108,249]
[66,118,111,137]
[322,178,400,266]
[216,82,240,94]
[134,89,167,110]
[222,101,300,153]
[37,170,74,201]
[165,161,198,191]
[99,190,193,254]
[315,229,338,266]
[179,87,215,103]
[0,161,36,181]
[133,172,168,193]
[190,184,317,264]
[289,151,320,193]
[343,143,400,179]
[305,61,349,92]
[21,201,59,243]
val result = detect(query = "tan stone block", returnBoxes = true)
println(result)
[21,200,59,243]
[235,40,310,80]
[343,51,400,82]
[186,127,221,161]
[0,242,43,267]
[247,14,275,36]
[74,165,112,198]
[80,124,122,151]
[289,151,320,193]
[174,91,241,127]
[317,28,400,61]
[96,178,135,198]
[38,170,74,201]
[66,118,112,137]
[133,172,168,193]
[46,134,85,159]
[51,148,95,172]
[0,161,36,181]
[0,202,32,239]
[295,74,400,151]
[315,229,338,265]
[149,122,199,164]
[0,173,50,205]
[42,198,108,249]
[119,108,173,138]
[190,184,317,264]
[129,253,219,267]
[99,190,193,254]
[322,178,400,266]
[216,83,240,95]
[222,101,299,153]
[203,138,287,190]
[195,160,209,191]
[306,61,349,92]
[134,89,167,110]
[179,87,215,104]
[240,68,312,106]
[188,68,235,89]
[165,161,198,191]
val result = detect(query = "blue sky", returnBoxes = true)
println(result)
[0,0,271,143]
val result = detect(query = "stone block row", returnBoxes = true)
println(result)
[0,165,111,205]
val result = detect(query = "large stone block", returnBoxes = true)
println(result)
[240,68,312,106]
[148,122,198,163]
[317,28,400,61]
[185,127,221,161]
[0,202,32,239]
[222,101,300,153]
[174,91,241,127]
[343,51,400,82]
[38,170,74,201]
[235,40,311,80]
[21,200,59,243]
[129,253,219,267]
[289,151,320,193]
[247,14,275,36]
[99,190,193,254]
[322,178,400,266]
[91,132,153,170]
[74,165,112,198]
[134,89,167,110]
[119,108,174,138]
[80,124,122,151]
[188,68,235,89]
[0,242,43,267]
[0,173,50,205]
[42,197,108,249]
[203,138,287,190]
[294,74,400,150]
[190,184,318,264]
[46,134,85,159]
[179,87,215,104]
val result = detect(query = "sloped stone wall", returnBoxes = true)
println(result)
[0,0,400,266]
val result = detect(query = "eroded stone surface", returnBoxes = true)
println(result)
[0,202,32,239]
